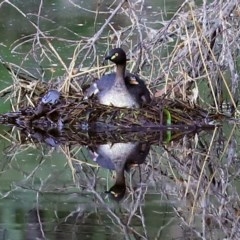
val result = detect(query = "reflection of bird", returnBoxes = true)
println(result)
[26,208,45,240]
[89,142,150,201]
[84,48,151,108]
[124,142,150,171]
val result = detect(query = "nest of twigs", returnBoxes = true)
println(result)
[0,83,216,133]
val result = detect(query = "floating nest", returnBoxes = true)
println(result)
[0,58,221,134]
[0,91,217,147]
[0,88,217,132]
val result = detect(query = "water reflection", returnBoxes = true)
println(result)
[26,208,45,240]
[89,141,150,201]
[0,123,221,239]
[1,123,240,239]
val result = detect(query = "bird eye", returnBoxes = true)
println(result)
[111,52,118,60]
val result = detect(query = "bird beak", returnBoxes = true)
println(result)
[105,54,111,61]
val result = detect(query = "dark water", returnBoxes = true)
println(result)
[0,1,240,240]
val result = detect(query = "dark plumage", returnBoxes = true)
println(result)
[84,48,151,108]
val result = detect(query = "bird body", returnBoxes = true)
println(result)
[84,48,151,108]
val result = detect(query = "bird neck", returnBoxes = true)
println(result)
[115,63,126,82]
[115,166,125,185]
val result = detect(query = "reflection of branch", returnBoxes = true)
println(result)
[73,160,151,239]
[75,163,132,239]
[69,0,109,14]
[36,189,45,238]
[162,126,240,238]
[126,184,149,239]
[190,127,218,224]
[3,0,27,17]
